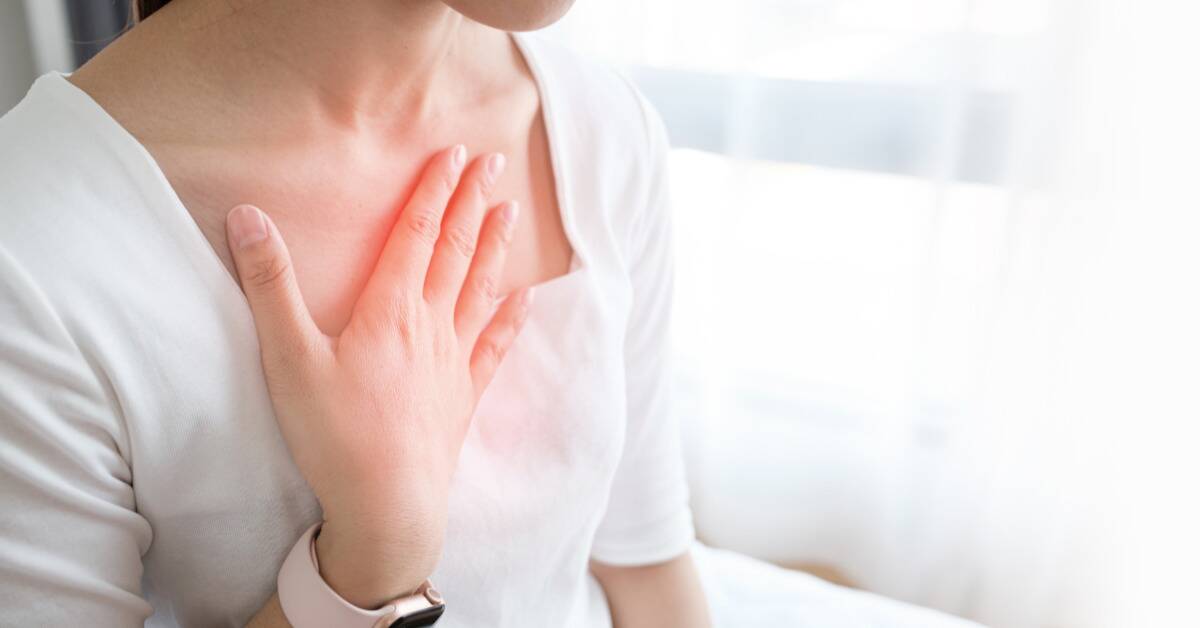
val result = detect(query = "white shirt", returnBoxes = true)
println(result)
[0,33,693,627]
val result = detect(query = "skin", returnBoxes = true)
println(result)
[68,0,712,625]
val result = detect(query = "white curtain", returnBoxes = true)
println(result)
[547,1,1199,627]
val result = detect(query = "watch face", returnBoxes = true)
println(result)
[388,605,445,628]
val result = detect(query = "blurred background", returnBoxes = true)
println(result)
[2,1,1197,626]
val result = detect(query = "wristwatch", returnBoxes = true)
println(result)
[278,522,446,627]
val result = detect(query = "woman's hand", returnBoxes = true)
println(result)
[224,146,529,608]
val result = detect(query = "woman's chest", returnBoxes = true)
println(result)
[153,126,572,335]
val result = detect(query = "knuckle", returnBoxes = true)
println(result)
[432,326,457,356]
[439,171,458,194]
[515,300,533,326]
[269,334,314,365]
[444,225,477,258]
[383,298,418,333]
[405,210,441,244]
[494,220,514,245]
[473,171,494,199]
[476,337,505,366]
[473,274,499,303]
[261,333,324,381]
[247,257,289,289]
[361,293,417,335]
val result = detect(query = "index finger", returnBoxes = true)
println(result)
[363,144,466,300]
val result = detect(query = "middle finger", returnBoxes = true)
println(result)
[423,152,505,306]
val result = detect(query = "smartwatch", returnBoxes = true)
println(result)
[278,522,445,627]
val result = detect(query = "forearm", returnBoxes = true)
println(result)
[590,550,712,628]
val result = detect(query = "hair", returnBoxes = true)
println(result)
[137,0,174,20]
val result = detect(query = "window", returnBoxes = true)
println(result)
[546,1,1061,618]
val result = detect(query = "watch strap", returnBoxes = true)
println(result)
[278,522,445,628]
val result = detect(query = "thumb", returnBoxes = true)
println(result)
[226,204,324,366]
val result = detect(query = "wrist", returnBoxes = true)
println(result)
[277,523,447,628]
[315,517,441,609]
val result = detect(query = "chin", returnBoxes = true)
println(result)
[442,0,577,31]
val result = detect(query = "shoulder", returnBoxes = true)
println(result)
[0,74,115,258]
[0,73,150,282]
[518,34,670,251]
[0,73,171,349]
[0,77,99,348]
[0,73,105,188]
[520,33,666,167]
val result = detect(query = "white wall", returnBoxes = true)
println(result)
[1,0,72,115]
[0,0,35,113]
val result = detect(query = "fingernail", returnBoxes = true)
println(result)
[502,200,520,225]
[451,144,466,170]
[487,153,506,180]
[228,205,268,249]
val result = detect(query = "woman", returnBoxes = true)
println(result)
[0,1,990,627]
[0,0,709,625]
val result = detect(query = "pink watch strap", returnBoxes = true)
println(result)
[278,522,442,628]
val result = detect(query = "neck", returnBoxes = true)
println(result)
[144,0,511,132]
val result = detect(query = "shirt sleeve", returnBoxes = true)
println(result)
[589,94,697,566]
[0,248,153,625]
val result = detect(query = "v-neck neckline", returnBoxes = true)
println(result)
[47,30,585,312]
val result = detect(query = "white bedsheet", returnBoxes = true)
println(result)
[693,543,985,627]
